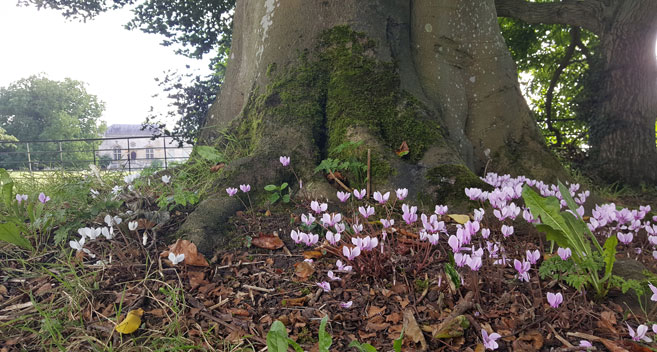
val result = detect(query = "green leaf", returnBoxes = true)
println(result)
[264,184,278,192]
[285,338,304,352]
[393,328,404,352]
[318,315,332,352]
[282,194,290,203]
[280,182,288,191]
[269,193,280,204]
[444,262,460,290]
[522,185,570,238]
[0,221,32,250]
[602,235,618,280]
[348,341,377,352]
[266,321,289,352]
[195,145,225,163]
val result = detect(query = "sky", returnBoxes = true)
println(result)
[0,2,211,128]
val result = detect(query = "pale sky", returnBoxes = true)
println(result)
[0,2,211,128]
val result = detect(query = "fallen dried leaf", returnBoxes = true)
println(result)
[396,141,409,157]
[403,309,427,351]
[365,321,390,332]
[282,296,308,307]
[229,308,250,317]
[518,330,543,350]
[597,310,618,335]
[294,261,314,281]
[251,234,284,250]
[367,305,386,318]
[161,239,209,267]
[423,315,470,339]
[303,251,323,259]
[187,271,208,290]
[210,163,225,172]
[447,214,470,224]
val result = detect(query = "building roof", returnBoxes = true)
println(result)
[104,124,160,137]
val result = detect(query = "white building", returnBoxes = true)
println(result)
[98,124,193,170]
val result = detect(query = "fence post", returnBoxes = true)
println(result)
[163,137,168,170]
[127,138,131,172]
[26,142,32,174]
[93,143,96,166]
[59,141,63,168]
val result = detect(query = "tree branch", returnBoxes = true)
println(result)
[545,26,580,148]
[495,0,605,34]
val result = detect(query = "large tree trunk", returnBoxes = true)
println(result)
[590,3,657,185]
[495,0,657,185]
[183,0,564,253]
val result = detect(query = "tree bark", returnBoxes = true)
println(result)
[495,0,657,185]
[183,0,565,253]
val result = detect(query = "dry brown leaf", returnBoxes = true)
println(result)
[147,308,166,318]
[34,283,53,297]
[365,321,390,332]
[210,163,225,172]
[251,235,284,250]
[597,310,618,335]
[303,251,323,259]
[386,312,403,324]
[620,340,653,352]
[137,218,156,230]
[396,141,409,157]
[283,296,308,307]
[403,309,427,351]
[229,308,250,317]
[187,271,208,290]
[161,239,209,267]
[358,330,376,340]
[226,328,247,344]
[294,261,314,281]
[518,330,544,350]
[474,344,485,352]
[0,284,8,296]
[367,305,386,318]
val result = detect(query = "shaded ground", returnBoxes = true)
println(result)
[1,182,657,351]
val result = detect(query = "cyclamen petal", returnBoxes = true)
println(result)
[340,301,353,309]
[395,188,408,200]
[316,281,331,292]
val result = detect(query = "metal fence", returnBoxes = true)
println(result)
[0,135,193,173]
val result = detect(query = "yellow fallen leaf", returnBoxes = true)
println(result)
[447,214,470,224]
[115,308,144,334]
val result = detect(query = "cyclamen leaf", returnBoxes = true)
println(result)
[318,315,332,352]
[522,185,570,237]
[393,328,405,352]
[264,185,278,191]
[280,182,288,191]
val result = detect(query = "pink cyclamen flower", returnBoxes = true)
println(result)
[316,281,331,292]
[396,188,408,201]
[343,246,361,261]
[465,187,482,201]
[546,292,563,308]
[327,270,341,281]
[627,324,652,342]
[481,228,491,239]
[353,189,366,200]
[311,200,328,214]
[326,231,341,245]
[514,259,531,282]
[340,301,353,309]
[526,249,540,265]
[279,156,290,166]
[435,205,448,215]
[373,191,390,204]
[481,329,501,350]
[648,283,657,301]
[557,247,571,260]
[336,259,352,272]
[380,218,394,229]
[617,232,633,245]
[336,191,350,202]
[38,192,50,204]
[579,340,592,347]
[301,213,315,226]
[239,184,251,193]
[501,224,514,238]
[467,255,482,271]
[226,187,238,196]
[15,194,27,204]
[358,206,375,219]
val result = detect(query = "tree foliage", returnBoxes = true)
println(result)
[0,75,106,169]
[499,18,598,162]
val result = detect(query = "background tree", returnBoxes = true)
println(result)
[496,0,657,185]
[0,75,106,169]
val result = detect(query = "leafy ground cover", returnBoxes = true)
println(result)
[1,157,657,351]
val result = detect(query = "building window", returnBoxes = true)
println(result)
[113,147,122,160]
[130,151,137,160]
[146,148,154,159]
